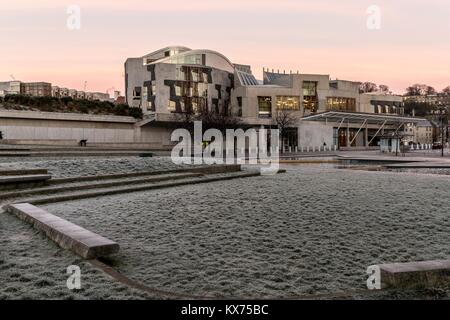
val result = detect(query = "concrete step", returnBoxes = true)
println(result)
[20,171,261,205]
[0,169,48,176]
[0,172,204,200]
[47,164,241,185]
[0,174,52,191]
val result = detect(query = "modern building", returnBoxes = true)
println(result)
[124,46,423,150]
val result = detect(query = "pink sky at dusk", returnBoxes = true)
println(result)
[1,0,449,95]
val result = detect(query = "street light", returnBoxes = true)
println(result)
[432,106,449,157]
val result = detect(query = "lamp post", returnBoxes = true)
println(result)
[432,106,448,157]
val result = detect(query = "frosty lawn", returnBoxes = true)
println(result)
[0,156,194,179]
[34,165,450,298]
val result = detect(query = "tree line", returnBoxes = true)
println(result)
[0,94,143,119]
[359,82,450,96]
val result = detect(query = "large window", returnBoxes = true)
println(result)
[326,97,356,112]
[276,96,300,111]
[302,81,317,96]
[258,96,272,118]
[302,81,318,112]
[168,100,176,112]
[372,102,404,115]
[169,54,203,66]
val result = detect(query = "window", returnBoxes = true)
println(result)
[168,100,176,112]
[276,96,300,110]
[326,97,356,112]
[258,96,272,118]
[302,81,317,96]
[133,87,141,99]
[302,81,318,112]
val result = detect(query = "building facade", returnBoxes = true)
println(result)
[123,46,420,150]
[22,82,52,97]
[404,93,450,108]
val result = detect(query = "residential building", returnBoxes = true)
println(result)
[404,93,450,107]
[22,82,52,97]
[0,81,23,96]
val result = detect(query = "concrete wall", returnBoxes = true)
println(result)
[298,121,334,148]
[0,111,136,143]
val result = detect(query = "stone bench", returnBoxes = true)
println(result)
[379,260,450,288]
[4,203,119,259]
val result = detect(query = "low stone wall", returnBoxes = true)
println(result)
[4,203,119,259]
[0,110,137,144]
[379,260,450,289]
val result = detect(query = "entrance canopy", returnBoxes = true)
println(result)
[302,111,425,125]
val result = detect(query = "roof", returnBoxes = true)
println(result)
[302,111,426,125]
[236,70,259,86]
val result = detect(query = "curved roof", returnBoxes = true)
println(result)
[143,46,191,59]
[148,48,235,73]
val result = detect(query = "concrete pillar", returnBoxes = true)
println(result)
[133,125,141,142]
[346,122,350,147]
[365,124,369,148]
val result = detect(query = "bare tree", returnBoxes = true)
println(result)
[406,84,436,96]
[378,84,391,94]
[175,104,241,135]
[442,86,450,94]
[359,82,378,93]
[273,109,299,153]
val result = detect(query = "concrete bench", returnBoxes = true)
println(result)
[4,203,119,259]
[379,260,450,288]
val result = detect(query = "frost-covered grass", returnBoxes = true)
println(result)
[38,165,450,299]
[0,156,192,178]
[0,212,157,300]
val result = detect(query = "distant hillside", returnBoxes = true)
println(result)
[0,94,142,119]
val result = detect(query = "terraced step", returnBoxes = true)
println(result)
[0,172,203,200]
[0,174,52,191]
[48,164,241,185]
[21,171,261,205]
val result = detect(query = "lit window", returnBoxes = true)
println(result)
[168,100,176,112]
[276,96,300,110]
[258,96,272,118]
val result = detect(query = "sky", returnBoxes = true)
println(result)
[1,0,449,95]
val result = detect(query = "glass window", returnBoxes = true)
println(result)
[303,82,318,112]
[168,100,176,112]
[258,96,272,118]
[276,96,300,110]
[302,81,317,96]
[327,97,356,112]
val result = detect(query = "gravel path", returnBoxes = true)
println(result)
[37,165,450,298]
[0,156,193,178]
